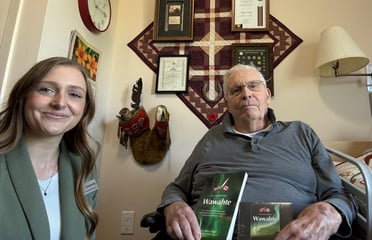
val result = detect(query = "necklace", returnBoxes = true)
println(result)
[39,166,58,196]
[39,175,54,196]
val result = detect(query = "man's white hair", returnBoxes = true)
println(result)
[223,64,266,96]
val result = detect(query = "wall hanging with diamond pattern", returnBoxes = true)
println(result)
[128,0,302,128]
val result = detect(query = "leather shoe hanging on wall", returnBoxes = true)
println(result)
[117,78,171,165]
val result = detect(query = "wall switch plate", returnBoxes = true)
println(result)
[120,211,135,235]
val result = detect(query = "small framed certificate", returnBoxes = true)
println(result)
[156,55,189,93]
[232,0,270,32]
[153,0,194,41]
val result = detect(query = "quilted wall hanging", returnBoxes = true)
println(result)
[128,0,303,128]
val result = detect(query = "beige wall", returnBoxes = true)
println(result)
[268,1,372,140]
[1,0,372,240]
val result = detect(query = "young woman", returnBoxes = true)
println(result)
[0,57,100,239]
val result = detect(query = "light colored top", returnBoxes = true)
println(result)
[39,172,61,240]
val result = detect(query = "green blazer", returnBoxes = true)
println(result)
[0,138,99,240]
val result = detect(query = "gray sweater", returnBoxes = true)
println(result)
[159,109,357,236]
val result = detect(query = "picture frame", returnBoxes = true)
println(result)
[232,0,270,32]
[68,30,101,95]
[156,55,189,93]
[153,0,194,41]
[232,43,274,95]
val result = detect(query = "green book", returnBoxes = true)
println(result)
[193,172,248,240]
[237,202,293,240]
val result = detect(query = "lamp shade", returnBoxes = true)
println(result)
[314,26,369,77]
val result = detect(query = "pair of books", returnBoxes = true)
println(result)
[193,172,292,240]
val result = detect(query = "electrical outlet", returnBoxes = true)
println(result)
[121,211,135,235]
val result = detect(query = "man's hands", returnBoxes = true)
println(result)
[163,201,201,240]
[163,201,342,240]
[275,201,342,240]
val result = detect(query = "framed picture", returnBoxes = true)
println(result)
[156,55,189,93]
[232,0,270,32]
[68,30,101,95]
[153,0,194,41]
[232,43,274,95]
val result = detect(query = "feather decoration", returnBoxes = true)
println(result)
[130,77,143,111]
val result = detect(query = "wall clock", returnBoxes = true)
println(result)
[78,0,112,33]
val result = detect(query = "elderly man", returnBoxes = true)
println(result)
[157,64,357,240]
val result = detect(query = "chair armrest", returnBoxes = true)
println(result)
[326,147,372,240]
[140,211,166,233]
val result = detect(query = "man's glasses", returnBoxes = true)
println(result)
[228,80,265,97]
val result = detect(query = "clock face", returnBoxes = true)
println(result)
[87,0,111,31]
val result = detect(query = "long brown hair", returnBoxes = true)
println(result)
[0,57,99,239]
